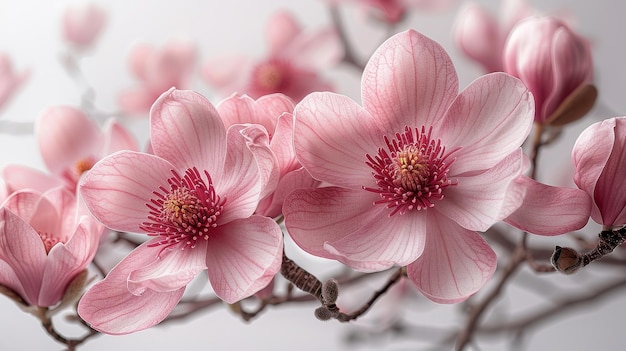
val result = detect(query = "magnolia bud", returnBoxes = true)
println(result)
[551,246,582,274]
[321,279,339,305]
[314,306,333,321]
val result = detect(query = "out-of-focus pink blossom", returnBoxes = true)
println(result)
[453,0,534,72]
[216,93,320,217]
[202,10,342,102]
[572,117,626,228]
[0,54,29,112]
[62,2,107,49]
[0,187,103,307]
[283,30,535,303]
[78,89,283,334]
[119,40,196,115]
[3,106,137,192]
[329,0,455,24]
[503,16,594,124]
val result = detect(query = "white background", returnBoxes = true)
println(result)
[0,0,625,350]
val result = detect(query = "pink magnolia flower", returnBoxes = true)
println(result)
[119,40,196,115]
[3,106,137,192]
[283,30,535,303]
[0,187,103,307]
[503,16,593,124]
[216,93,320,217]
[202,10,342,102]
[0,53,29,111]
[453,0,534,72]
[62,2,107,49]
[77,89,283,334]
[572,117,626,228]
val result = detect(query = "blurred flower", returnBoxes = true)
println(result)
[78,89,283,334]
[215,93,320,217]
[3,107,137,192]
[202,10,342,102]
[119,40,196,115]
[453,0,534,72]
[0,53,29,112]
[0,187,103,307]
[572,117,626,228]
[329,0,456,24]
[62,2,107,49]
[283,30,534,303]
[503,16,594,124]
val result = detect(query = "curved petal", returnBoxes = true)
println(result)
[217,94,270,133]
[284,187,384,257]
[200,55,253,96]
[572,118,615,224]
[205,215,283,304]
[271,112,298,173]
[4,189,60,239]
[150,89,226,176]
[284,27,343,71]
[36,106,102,176]
[293,92,384,188]
[39,215,103,306]
[439,73,534,174]
[437,150,525,231]
[362,30,459,133]
[0,208,46,305]
[266,10,301,54]
[79,151,175,233]
[407,212,496,303]
[118,88,157,116]
[324,209,427,272]
[102,118,139,154]
[453,2,503,72]
[594,118,626,226]
[504,176,591,235]
[2,164,64,193]
[77,240,185,335]
[256,167,320,218]
[127,240,207,295]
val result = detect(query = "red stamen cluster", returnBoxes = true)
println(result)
[364,126,458,216]
[141,167,226,250]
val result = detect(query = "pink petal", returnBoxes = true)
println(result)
[39,216,102,306]
[324,209,427,272]
[2,165,64,194]
[361,30,459,133]
[216,93,294,138]
[256,167,320,218]
[36,106,102,176]
[77,240,185,335]
[504,176,591,235]
[62,2,106,48]
[201,55,253,96]
[127,43,154,81]
[293,92,384,188]
[407,212,496,303]
[80,151,176,233]
[150,89,227,175]
[0,208,46,305]
[118,87,158,115]
[439,72,534,174]
[127,240,207,295]
[4,190,60,237]
[265,10,301,54]
[205,215,283,303]
[271,112,299,172]
[453,2,503,72]
[437,150,525,231]
[215,125,267,223]
[102,118,139,154]
[283,27,343,71]
[572,118,615,224]
[284,187,384,258]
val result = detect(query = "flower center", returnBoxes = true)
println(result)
[364,126,459,216]
[250,59,291,94]
[37,231,60,254]
[141,167,226,250]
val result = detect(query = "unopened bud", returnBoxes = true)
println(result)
[551,246,582,274]
[321,279,339,304]
[314,306,333,321]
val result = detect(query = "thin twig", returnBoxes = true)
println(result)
[328,4,366,72]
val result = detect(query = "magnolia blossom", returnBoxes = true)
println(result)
[283,30,535,303]
[0,187,103,307]
[572,117,626,228]
[62,2,107,49]
[202,10,342,102]
[119,40,196,115]
[333,0,456,23]
[3,106,137,192]
[503,16,593,124]
[0,53,29,111]
[78,89,283,334]
[215,93,320,217]
[453,0,534,72]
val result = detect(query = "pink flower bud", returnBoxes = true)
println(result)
[453,2,503,72]
[62,2,107,49]
[503,16,593,123]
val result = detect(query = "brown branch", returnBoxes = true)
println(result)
[328,3,366,72]
[41,313,100,351]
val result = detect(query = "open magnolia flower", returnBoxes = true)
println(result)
[77,88,283,334]
[283,29,535,303]
[215,93,320,217]
[0,187,103,308]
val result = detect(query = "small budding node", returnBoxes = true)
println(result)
[314,306,333,321]
[321,279,339,305]
[551,246,582,274]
